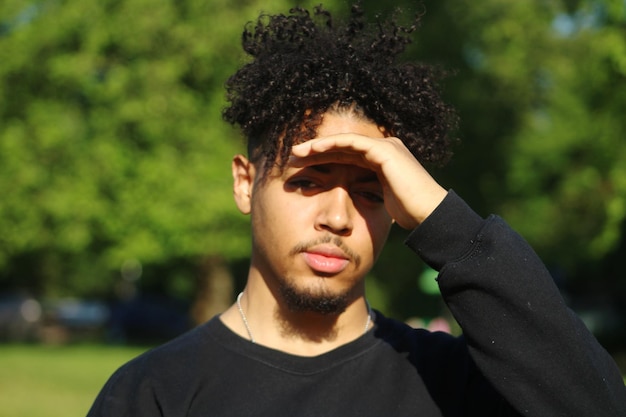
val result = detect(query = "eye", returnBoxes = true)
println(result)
[285,178,321,194]
[289,179,318,189]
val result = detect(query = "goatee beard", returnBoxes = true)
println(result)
[279,282,349,315]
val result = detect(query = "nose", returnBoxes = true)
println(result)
[315,186,354,236]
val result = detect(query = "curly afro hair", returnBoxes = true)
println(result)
[222,4,458,175]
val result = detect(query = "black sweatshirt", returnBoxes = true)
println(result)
[87,191,626,416]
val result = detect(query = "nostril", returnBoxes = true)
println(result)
[319,217,353,236]
[323,224,351,236]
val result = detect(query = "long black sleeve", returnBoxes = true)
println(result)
[406,191,626,416]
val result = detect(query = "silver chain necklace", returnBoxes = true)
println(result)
[236,291,373,344]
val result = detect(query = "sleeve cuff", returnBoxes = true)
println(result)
[404,190,485,271]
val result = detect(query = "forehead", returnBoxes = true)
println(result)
[278,113,384,179]
[256,111,386,180]
[316,112,385,139]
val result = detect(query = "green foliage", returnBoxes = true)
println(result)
[0,0,324,297]
[413,1,625,271]
[435,0,626,271]
[502,1,626,268]
[362,0,626,317]
[1,0,625,311]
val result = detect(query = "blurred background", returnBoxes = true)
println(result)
[1,0,625,415]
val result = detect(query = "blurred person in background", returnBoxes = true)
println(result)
[88,4,626,416]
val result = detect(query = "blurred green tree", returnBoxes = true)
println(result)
[433,0,626,290]
[0,0,320,320]
[1,0,624,328]
[499,2,626,270]
[363,0,626,320]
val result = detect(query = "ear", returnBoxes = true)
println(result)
[232,154,256,215]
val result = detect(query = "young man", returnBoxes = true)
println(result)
[88,5,626,416]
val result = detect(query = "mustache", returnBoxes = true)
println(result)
[289,235,361,269]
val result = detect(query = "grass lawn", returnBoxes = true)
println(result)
[0,344,149,417]
[2,343,623,417]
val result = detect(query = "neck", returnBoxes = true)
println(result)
[221,287,372,356]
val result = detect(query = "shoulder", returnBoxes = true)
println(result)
[104,317,227,391]
[373,310,468,362]
[372,311,487,403]
[88,318,225,416]
[124,316,222,371]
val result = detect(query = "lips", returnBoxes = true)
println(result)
[302,247,350,274]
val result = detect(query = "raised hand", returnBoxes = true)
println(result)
[290,133,448,230]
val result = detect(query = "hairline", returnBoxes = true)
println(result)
[248,102,381,179]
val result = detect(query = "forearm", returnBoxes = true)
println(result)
[406,191,626,416]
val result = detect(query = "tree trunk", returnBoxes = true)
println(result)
[190,256,234,326]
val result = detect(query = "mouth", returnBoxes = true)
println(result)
[302,247,350,275]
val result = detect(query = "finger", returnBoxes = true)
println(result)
[291,134,377,157]
[288,151,374,170]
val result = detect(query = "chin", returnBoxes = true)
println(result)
[278,281,350,315]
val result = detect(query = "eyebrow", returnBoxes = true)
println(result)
[310,164,331,173]
[355,173,380,184]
